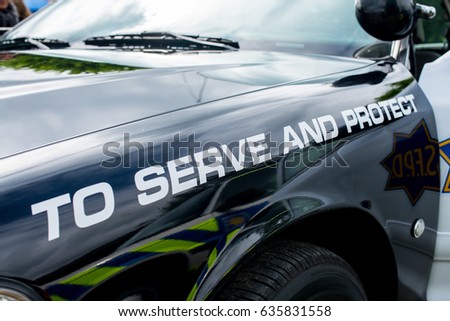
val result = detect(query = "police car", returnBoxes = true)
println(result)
[0,0,449,301]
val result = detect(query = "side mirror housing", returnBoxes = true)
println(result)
[355,0,436,41]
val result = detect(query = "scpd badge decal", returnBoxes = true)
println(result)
[440,139,450,193]
[382,120,440,205]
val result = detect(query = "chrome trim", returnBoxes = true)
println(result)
[415,3,437,20]
[413,219,426,239]
[391,38,410,68]
[415,43,448,51]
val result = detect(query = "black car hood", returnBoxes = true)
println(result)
[0,49,373,158]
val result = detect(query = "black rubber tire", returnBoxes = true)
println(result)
[212,240,367,300]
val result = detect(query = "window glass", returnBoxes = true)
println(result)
[4,0,377,57]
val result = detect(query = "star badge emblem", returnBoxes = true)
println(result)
[382,120,440,205]
[440,139,450,193]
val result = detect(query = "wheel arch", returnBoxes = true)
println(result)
[196,206,397,300]
[278,208,398,300]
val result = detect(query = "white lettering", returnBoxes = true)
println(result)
[389,98,403,119]
[406,94,418,112]
[194,147,226,184]
[246,134,271,165]
[378,100,392,120]
[221,139,246,172]
[342,95,418,134]
[299,119,323,146]
[354,106,374,129]
[73,183,115,229]
[135,166,169,206]
[317,115,339,141]
[167,155,198,194]
[397,96,412,116]
[341,109,359,134]
[367,103,385,125]
[283,125,305,154]
[31,194,71,241]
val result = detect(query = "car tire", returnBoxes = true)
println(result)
[212,240,367,300]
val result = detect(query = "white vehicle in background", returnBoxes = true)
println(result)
[359,0,450,300]
[420,51,450,300]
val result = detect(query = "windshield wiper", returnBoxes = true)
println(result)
[0,37,70,51]
[83,32,239,52]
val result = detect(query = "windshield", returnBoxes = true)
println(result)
[3,0,379,57]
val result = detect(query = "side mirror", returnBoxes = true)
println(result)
[355,0,436,41]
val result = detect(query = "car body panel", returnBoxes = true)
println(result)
[0,50,372,158]
[0,53,441,300]
[0,0,446,302]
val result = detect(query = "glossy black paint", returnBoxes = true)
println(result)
[0,51,370,158]
[355,0,416,41]
[0,49,440,300]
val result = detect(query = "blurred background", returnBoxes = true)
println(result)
[23,0,51,13]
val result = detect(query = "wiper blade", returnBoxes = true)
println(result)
[83,32,239,52]
[0,37,70,51]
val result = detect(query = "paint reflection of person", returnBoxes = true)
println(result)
[0,0,19,27]
[12,0,31,21]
